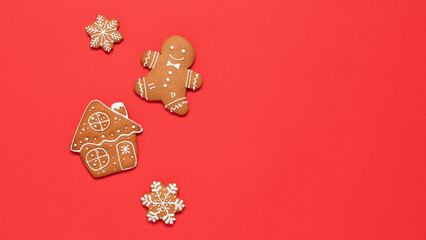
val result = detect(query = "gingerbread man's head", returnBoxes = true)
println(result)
[161,36,195,69]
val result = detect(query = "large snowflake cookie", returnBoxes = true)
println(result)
[85,14,123,52]
[134,36,203,115]
[70,100,142,178]
[141,181,185,224]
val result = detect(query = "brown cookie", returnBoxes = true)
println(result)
[70,100,142,178]
[141,181,185,224]
[134,35,203,115]
[85,14,123,52]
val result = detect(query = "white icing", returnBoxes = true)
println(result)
[143,78,148,100]
[168,54,184,61]
[181,49,185,53]
[120,145,130,154]
[152,52,159,69]
[137,78,144,99]
[141,181,185,225]
[163,84,167,88]
[168,71,173,75]
[88,112,110,132]
[148,82,156,90]
[166,61,180,69]
[170,46,174,50]
[192,73,199,90]
[85,148,110,171]
[164,97,186,108]
[185,69,192,88]
[111,102,129,118]
[166,78,170,82]
[116,141,137,170]
[85,15,122,52]
[169,101,188,113]
[111,102,124,110]
[143,51,151,66]
[70,100,143,152]
[149,51,157,69]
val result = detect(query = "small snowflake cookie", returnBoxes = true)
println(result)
[70,100,142,178]
[141,181,185,224]
[85,14,123,52]
[134,35,203,115]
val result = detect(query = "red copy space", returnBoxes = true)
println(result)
[0,0,425,239]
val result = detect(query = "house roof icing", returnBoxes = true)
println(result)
[70,100,142,152]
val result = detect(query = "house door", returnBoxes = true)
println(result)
[116,141,137,170]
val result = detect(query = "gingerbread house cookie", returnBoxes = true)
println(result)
[70,100,143,178]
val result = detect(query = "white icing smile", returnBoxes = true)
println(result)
[168,54,184,61]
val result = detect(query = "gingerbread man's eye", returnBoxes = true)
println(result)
[170,46,174,50]
[181,49,186,54]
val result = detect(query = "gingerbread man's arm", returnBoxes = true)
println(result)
[185,70,203,91]
[141,50,161,70]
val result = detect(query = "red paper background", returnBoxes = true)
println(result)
[0,0,425,239]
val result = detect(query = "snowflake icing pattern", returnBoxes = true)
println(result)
[141,181,185,224]
[121,145,130,155]
[85,15,123,52]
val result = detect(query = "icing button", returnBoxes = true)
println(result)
[166,78,170,82]
[168,71,172,75]
[163,84,168,88]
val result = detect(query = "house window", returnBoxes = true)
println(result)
[88,112,110,131]
[85,148,110,171]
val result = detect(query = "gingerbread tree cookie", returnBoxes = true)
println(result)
[70,100,142,178]
[134,36,203,115]
[141,181,185,224]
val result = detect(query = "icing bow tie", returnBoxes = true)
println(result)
[167,61,180,69]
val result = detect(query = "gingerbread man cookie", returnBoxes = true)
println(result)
[134,36,203,115]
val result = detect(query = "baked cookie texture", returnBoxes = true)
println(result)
[70,100,142,178]
[141,181,185,224]
[134,35,203,115]
[85,14,123,52]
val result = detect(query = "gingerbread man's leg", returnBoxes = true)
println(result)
[163,94,189,115]
[134,77,162,101]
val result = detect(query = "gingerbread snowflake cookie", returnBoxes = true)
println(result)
[85,14,123,52]
[141,181,185,224]
[70,100,142,178]
[134,36,203,115]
